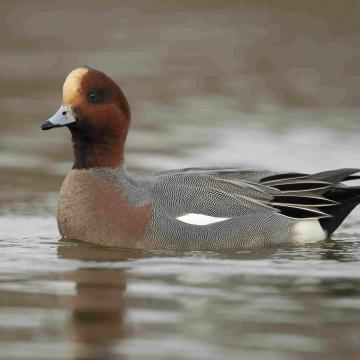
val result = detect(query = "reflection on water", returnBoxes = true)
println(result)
[1,217,360,359]
[60,244,155,360]
[1,1,360,359]
[59,244,154,359]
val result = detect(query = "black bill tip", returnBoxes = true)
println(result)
[41,121,61,130]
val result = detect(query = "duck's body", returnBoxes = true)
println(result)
[57,165,359,251]
[42,67,360,250]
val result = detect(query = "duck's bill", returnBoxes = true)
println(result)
[41,105,76,130]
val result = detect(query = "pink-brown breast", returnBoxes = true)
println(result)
[57,170,151,247]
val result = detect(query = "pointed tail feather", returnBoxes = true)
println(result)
[269,168,360,235]
[319,186,360,235]
[309,168,360,184]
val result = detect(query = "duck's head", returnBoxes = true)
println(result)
[41,67,131,169]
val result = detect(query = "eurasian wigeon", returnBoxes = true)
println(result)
[41,67,360,250]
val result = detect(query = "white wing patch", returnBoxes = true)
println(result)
[177,213,230,225]
[292,220,327,244]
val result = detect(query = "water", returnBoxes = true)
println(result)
[1,1,360,359]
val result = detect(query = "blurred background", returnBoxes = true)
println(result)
[1,2,360,360]
[2,0,360,215]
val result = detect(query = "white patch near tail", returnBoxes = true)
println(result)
[177,213,230,225]
[292,219,327,244]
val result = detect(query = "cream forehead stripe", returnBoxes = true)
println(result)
[63,68,90,103]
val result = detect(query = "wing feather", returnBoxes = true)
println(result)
[145,168,357,221]
[151,177,275,218]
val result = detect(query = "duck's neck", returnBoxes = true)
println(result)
[71,131,125,169]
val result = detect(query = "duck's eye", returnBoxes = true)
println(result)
[87,90,102,104]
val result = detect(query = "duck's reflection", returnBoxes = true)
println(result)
[58,241,151,360]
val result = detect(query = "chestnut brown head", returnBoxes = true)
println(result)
[42,67,131,169]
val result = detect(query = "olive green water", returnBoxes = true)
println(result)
[1,1,360,359]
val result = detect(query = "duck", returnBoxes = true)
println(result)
[41,66,360,250]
